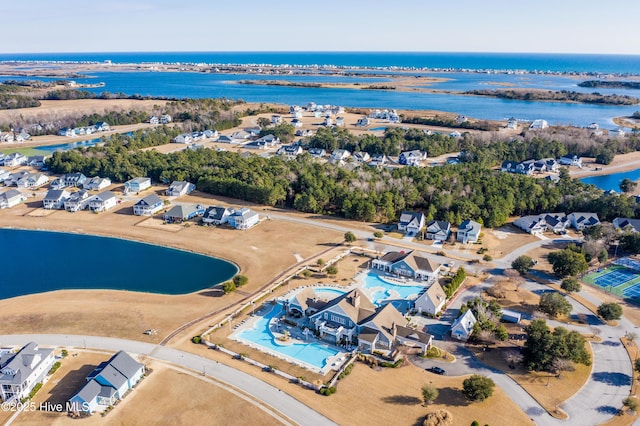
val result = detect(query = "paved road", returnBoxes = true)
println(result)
[0,334,337,426]
[417,270,634,426]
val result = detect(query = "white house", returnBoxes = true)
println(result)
[277,144,304,159]
[2,153,27,168]
[227,208,259,230]
[124,177,151,194]
[43,189,70,210]
[397,211,426,235]
[559,154,582,167]
[357,117,370,127]
[329,149,351,165]
[0,189,25,209]
[149,116,159,125]
[132,194,164,216]
[165,181,195,197]
[369,154,387,167]
[173,134,193,144]
[529,119,549,129]
[68,351,145,415]
[457,219,481,244]
[17,173,49,189]
[506,117,518,129]
[83,177,111,191]
[202,206,235,225]
[399,150,426,167]
[568,212,600,231]
[451,310,477,341]
[0,342,56,403]
[414,282,447,316]
[308,148,327,158]
[353,152,370,163]
[425,220,451,241]
[160,114,172,124]
[89,191,118,212]
[513,215,548,235]
[64,190,93,212]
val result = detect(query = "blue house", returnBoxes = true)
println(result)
[132,194,164,216]
[124,177,151,194]
[163,204,204,223]
[68,351,144,415]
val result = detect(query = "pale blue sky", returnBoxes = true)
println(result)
[4,0,639,54]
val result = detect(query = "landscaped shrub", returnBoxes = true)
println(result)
[191,335,202,344]
[48,361,61,375]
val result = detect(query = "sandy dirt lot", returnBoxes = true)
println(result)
[14,355,282,426]
[0,189,343,343]
[570,151,640,180]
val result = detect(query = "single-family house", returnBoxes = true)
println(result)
[529,119,549,129]
[357,117,370,127]
[14,130,30,142]
[124,177,151,194]
[329,149,351,165]
[613,217,640,233]
[0,133,14,143]
[0,342,55,403]
[58,128,75,137]
[227,207,259,230]
[26,155,47,168]
[160,114,172,124]
[202,206,235,225]
[568,212,600,231]
[83,177,111,191]
[414,282,447,316]
[133,194,164,216]
[399,150,426,167]
[165,181,196,197]
[296,129,313,137]
[308,148,326,158]
[94,122,110,132]
[513,215,548,235]
[323,117,333,127]
[68,351,144,415]
[63,173,87,188]
[43,189,70,209]
[559,154,582,167]
[64,190,93,212]
[89,191,118,212]
[501,160,519,173]
[203,129,218,140]
[173,133,193,144]
[397,211,426,235]
[393,325,433,355]
[611,128,626,138]
[372,250,441,282]
[353,152,370,163]
[369,154,387,167]
[2,153,27,168]
[163,204,204,223]
[451,310,477,341]
[449,130,462,138]
[506,118,518,129]
[17,173,49,189]
[218,135,233,144]
[544,213,569,234]
[425,220,451,241]
[457,219,481,244]
[0,189,25,209]
[335,117,345,127]
[149,116,159,125]
[278,144,304,158]
[271,115,282,124]
[291,118,303,128]
[3,171,28,187]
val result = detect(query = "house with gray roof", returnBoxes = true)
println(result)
[124,177,151,194]
[202,206,235,225]
[451,310,477,341]
[457,219,481,244]
[2,153,27,168]
[393,324,434,355]
[163,204,204,223]
[514,215,548,235]
[397,211,426,236]
[68,351,144,415]
[63,173,87,188]
[17,173,49,189]
[568,212,600,231]
[165,181,195,197]
[227,207,259,230]
[425,220,451,241]
[83,176,111,191]
[89,191,118,213]
[43,189,71,210]
[372,250,441,282]
[613,217,640,233]
[64,190,92,212]
[0,189,25,209]
[133,194,164,216]
[0,342,55,403]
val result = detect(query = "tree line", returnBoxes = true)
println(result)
[466,89,640,105]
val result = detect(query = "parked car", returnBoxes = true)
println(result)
[427,366,446,375]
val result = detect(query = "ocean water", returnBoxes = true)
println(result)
[2,52,640,74]
[0,229,237,299]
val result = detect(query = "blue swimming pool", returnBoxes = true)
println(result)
[362,272,426,305]
[370,126,387,131]
[235,304,341,370]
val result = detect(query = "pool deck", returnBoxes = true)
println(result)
[231,303,348,375]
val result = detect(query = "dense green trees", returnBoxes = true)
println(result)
[560,277,582,293]
[548,247,589,277]
[523,319,591,372]
[462,375,495,402]
[620,178,638,193]
[538,293,572,318]
[597,302,623,320]
[512,255,535,275]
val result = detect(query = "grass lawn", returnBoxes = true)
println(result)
[0,147,45,156]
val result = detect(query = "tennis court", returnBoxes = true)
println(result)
[594,269,638,288]
[623,285,640,299]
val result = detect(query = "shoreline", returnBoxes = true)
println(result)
[570,151,640,179]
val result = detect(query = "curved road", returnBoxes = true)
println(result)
[0,334,336,426]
